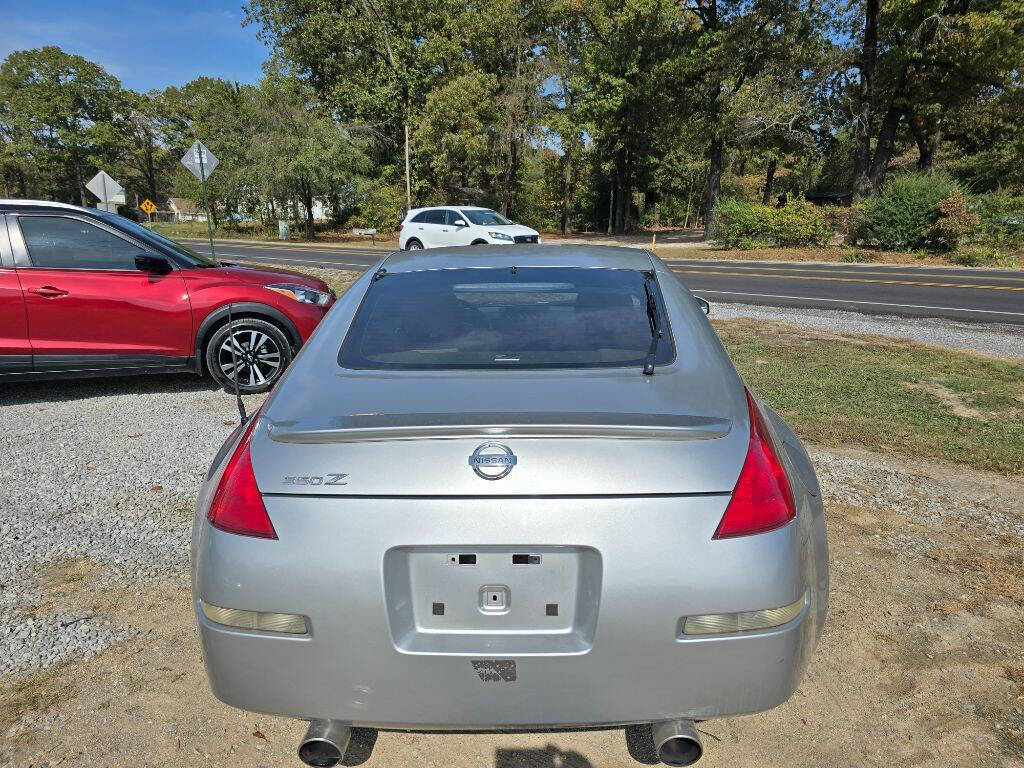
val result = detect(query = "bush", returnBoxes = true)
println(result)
[352,183,406,232]
[850,172,976,251]
[949,246,1021,268]
[925,192,979,252]
[713,199,832,249]
[971,192,1024,247]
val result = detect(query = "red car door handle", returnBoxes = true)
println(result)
[29,286,69,298]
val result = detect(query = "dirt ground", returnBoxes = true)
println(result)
[2,444,1022,768]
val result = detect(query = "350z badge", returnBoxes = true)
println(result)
[282,473,349,486]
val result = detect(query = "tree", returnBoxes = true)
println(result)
[0,46,127,204]
[252,71,369,237]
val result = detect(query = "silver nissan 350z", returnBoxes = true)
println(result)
[191,245,829,767]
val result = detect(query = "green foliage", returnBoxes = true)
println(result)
[352,183,406,232]
[712,199,832,249]
[971,193,1024,247]
[850,173,973,252]
[949,246,1021,269]
[0,46,128,204]
[925,192,979,253]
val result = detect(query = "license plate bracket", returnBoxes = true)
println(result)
[383,545,602,656]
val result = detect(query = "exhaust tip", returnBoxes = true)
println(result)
[299,720,351,767]
[651,719,703,766]
[657,736,703,766]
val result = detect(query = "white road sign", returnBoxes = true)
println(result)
[181,141,219,180]
[85,170,124,203]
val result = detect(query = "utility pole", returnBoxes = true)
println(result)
[404,122,412,211]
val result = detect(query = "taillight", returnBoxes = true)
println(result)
[207,418,278,539]
[713,389,796,539]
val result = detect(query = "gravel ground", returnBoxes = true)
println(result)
[2,371,1022,766]
[0,376,264,675]
[711,301,1024,360]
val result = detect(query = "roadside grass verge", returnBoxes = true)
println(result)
[655,245,1022,267]
[149,221,398,248]
[246,262,359,297]
[714,318,1024,474]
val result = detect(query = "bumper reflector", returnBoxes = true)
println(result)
[682,592,806,636]
[201,601,308,635]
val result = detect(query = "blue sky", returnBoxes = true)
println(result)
[0,1,269,91]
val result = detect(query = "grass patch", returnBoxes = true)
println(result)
[0,666,74,733]
[713,318,1024,474]
[148,220,398,247]
[246,261,359,297]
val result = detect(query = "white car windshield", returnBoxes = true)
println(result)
[461,209,512,226]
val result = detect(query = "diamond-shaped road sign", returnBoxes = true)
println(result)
[140,199,156,215]
[181,141,219,181]
[85,170,123,203]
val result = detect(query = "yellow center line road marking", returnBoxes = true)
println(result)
[665,261,1024,283]
[670,267,1024,292]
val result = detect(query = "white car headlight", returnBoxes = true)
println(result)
[267,283,332,305]
[488,231,514,242]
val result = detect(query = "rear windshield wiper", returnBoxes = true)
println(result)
[643,272,662,376]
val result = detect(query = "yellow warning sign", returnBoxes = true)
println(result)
[140,199,156,215]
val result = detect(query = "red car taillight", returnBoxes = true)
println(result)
[207,418,278,539]
[713,389,796,539]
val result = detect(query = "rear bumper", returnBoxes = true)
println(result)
[193,494,823,728]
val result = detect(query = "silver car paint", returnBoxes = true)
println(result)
[192,245,828,730]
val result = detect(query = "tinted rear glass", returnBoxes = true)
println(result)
[339,267,674,370]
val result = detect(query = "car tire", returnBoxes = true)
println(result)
[406,238,423,250]
[205,317,293,394]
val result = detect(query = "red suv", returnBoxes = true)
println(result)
[0,200,336,392]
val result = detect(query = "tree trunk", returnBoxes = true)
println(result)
[501,136,519,218]
[145,131,157,200]
[908,112,938,171]
[868,105,901,192]
[71,144,87,206]
[300,182,316,239]
[559,154,574,235]
[762,158,777,205]
[704,135,724,239]
[613,149,629,235]
[852,0,879,200]
[607,173,615,235]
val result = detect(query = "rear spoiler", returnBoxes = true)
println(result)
[267,412,732,443]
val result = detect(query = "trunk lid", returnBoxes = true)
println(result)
[251,365,749,496]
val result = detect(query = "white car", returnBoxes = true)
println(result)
[399,206,541,250]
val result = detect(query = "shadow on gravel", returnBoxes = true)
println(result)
[341,728,378,766]
[0,372,216,406]
[494,744,594,768]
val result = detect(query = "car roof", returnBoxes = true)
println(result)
[407,205,491,213]
[382,244,656,273]
[0,199,94,214]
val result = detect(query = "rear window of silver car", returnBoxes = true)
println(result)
[339,267,674,370]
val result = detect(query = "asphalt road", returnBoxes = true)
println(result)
[182,239,1024,325]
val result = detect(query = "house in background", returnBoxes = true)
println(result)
[168,197,207,222]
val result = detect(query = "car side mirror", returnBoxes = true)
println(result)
[135,254,172,274]
[454,219,468,227]
[694,296,711,315]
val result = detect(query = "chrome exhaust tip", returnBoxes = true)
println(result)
[651,719,703,766]
[298,720,352,767]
